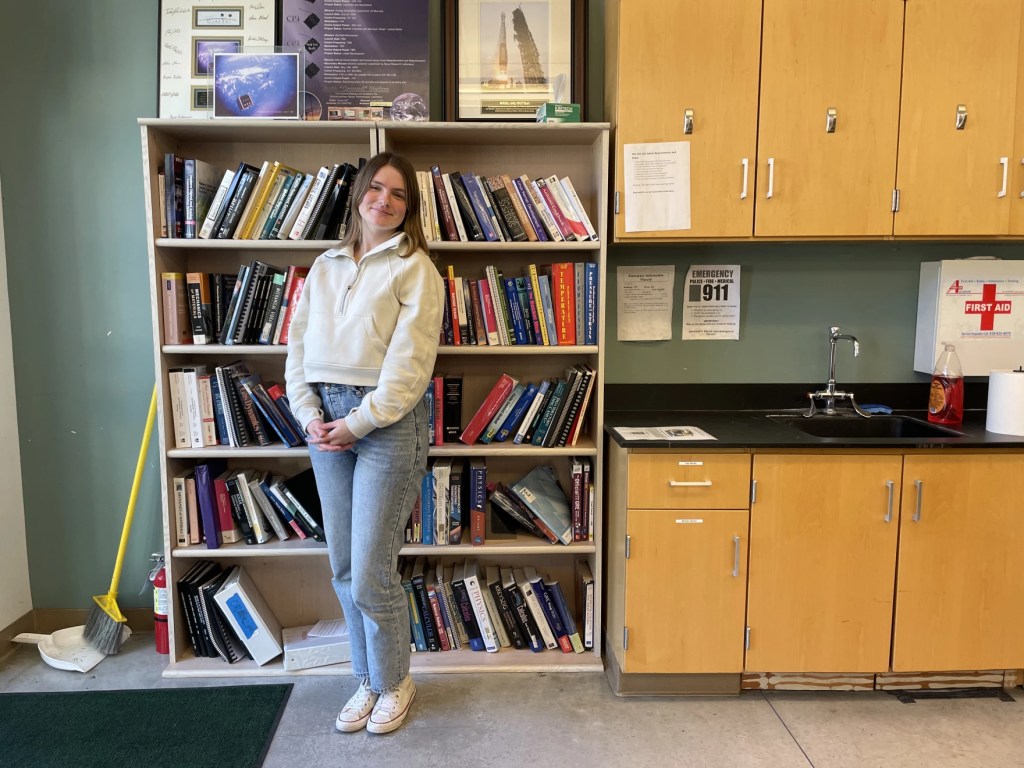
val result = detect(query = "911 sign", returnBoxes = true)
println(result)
[683,265,741,340]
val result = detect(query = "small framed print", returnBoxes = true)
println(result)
[445,0,585,121]
[213,51,301,119]
[193,7,243,28]
[191,85,212,110]
[193,37,243,77]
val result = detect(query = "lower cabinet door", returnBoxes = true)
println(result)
[623,508,748,673]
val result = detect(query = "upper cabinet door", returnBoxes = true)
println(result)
[895,0,1022,236]
[607,0,761,240]
[754,0,904,237]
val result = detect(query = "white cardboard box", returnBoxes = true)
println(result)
[282,623,352,671]
[914,259,1024,375]
[214,565,283,666]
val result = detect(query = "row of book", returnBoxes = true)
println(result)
[408,459,593,547]
[442,261,598,348]
[161,154,364,242]
[402,557,595,655]
[167,362,306,450]
[174,461,325,550]
[443,366,595,449]
[419,166,598,244]
[162,262,310,347]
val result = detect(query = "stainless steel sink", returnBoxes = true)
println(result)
[767,414,964,439]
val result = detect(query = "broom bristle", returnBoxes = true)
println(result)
[84,603,128,655]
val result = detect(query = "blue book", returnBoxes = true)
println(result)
[495,382,539,442]
[420,471,435,545]
[583,261,599,345]
[531,378,568,447]
[423,381,435,445]
[401,565,427,652]
[480,382,526,444]
[512,176,549,241]
[537,273,559,346]
[460,172,500,241]
[501,277,529,345]
[510,464,573,546]
[195,459,227,549]
[208,374,230,445]
[513,276,537,344]
[527,568,572,652]
[545,578,584,653]
[450,570,484,651]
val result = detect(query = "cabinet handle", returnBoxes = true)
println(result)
[884,480,894,523]
[669,480,712,487]
[826,107,837,134]
[732,535,741,577]
[740,158,749,199]
[684,108,694,135]
[999,157,1009,198]
[766,157,775,199]
[913,479,924,522]
[956,104,968,130]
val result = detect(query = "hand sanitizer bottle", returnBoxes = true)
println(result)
[928,342,964,425]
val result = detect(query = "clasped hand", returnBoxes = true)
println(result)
[306,418,356,452]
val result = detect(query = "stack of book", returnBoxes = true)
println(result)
[400,557,593,655]
[439,261,598,348]
[159,153,364,241]
[416,167,598,245]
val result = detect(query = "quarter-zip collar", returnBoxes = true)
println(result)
[323,232,405,261]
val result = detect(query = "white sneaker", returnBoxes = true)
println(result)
[366,675,416,734]
[336,679,378,732]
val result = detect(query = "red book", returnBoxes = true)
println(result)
[212,470,241,543]
[445,269,461,346]
[430,165,460,241]
[432,375,444,446]
[535,177,575,241]
[476,278,500,345]
[277,275,307,345]
[548,262,576,344]
[459,373,517,445]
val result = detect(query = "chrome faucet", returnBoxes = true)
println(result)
[805,326,870,417]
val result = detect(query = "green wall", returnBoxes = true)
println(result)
[0,1,1021,612]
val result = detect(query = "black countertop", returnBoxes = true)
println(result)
[603,384,1024,449]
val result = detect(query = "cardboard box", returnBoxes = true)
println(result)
[914,259,1024,375]
[213,565,283,665]
[282,623,352,671]
[536,102,580,123]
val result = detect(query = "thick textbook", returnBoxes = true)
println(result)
[510,464,573,545]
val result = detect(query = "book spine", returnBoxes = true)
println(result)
[583,262,599,345]
[277,275,306,346]
[288,166,330,240]
[459,373,516,445]
[182,158,198,238]
[534,178,574,241]
[527,264,551,345]
[215,167,258,239]
[513,379,549,444]
[546,580,584,653]
[550,262,577,344]
[495,381,538,442]
[448,172,484,241]
[277,173,314,239]
[534,578,572,652]
[461,173,499,241]
[501,278,529,345]
[559,176,599,240]
[430,165,460,241]
[518,573,559,650]
[469,460,486,545]
[484,265,511,346]
[501,174,537,240]
[161,273,192,345]
[450,578,484,651]
[479,382,524,444]
[258,272,287,344]
[476,278,500,346]
[544,175,589,241]
[512,176,549,241]
[402,577,427,652]
[464,570,499,652]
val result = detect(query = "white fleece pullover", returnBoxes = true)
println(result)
[285,233,445,439]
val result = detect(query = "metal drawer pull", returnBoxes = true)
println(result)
[684,108,694,135]
[766,157,775,199]
[669,480,712,487]
[956,104,967,130]
[678,461,704,466]
[826,107,837,133]
[884,480,894,523]
[732,535,741,577]
[913,479,923,522]
[999,157,1009,197]
[740,158,749,199]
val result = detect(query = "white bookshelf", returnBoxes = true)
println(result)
[141,118,607,677]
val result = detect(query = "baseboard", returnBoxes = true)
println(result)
[604,649,741,696]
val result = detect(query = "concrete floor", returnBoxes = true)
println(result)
[3,635,1024,768]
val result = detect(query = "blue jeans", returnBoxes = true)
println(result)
[309,383,427,693]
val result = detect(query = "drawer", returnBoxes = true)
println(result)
[627,452,751,509]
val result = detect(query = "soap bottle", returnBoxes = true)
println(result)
[928,342,964,425]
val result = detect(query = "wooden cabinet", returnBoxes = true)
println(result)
[606,445,750,678]
[141,119,608,677]
[746,454,902,672]
[894,0,1023,236]
[893,454,1024,671]
[754,0,903,237]
[605,0,761,240]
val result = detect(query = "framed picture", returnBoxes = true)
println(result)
[445,0,585,121]
[212,52,301,119]
[192,6,244,28]
[192,37,243,77]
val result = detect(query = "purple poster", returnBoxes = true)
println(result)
[281,0,430,121]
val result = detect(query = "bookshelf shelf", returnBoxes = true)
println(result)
[143,119,607,678]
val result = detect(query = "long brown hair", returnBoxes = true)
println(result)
[338,151,429,257]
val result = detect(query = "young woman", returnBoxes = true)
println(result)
[285,152,444,734]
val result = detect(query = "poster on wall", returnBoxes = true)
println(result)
[159,1,277,118]
[280,0,430,121]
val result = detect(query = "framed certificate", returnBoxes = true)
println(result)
[445,0,585,121]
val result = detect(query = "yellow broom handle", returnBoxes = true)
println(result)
[106,385,158,597]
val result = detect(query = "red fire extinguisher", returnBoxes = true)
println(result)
[149,554,169,654]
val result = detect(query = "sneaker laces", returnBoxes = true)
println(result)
[343,679,376,714]
[373,679,410,718]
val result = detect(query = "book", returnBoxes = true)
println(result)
[486,564,525,648]
[429,165,460,241]
[526,265,551,345]
[536,273,559,346]
[450,562,484,651]
[488,482,555,543]
[214,163,261,239]
[247,470,290,542]
[277,171,316,239]
[425,564,452,651]
[460,172,500,241]
[546,578,584,653]
[502,566,544,652]
[576,560,595,649]
[213,469,242,543]
[401,560,427,652]
[499,174,537,240]
[486,176,528,241]
[479,381,525,444]
[522,175,564,241]
[440,564,467,648]
[185,272,213,345]
[566,364,597,447]
[183,158,223,238]
[288,165,331,239]
[206,162,257,239]
[257,271,287,345]
[272,265,310,345]
[532,177,572,241]
[511,175,550,241]
[548,262,577,344]
[448,171,485,241]
[265,384,307,444]
[559,176,599,241]
[276,274,307,346]
[501,277,529,345]
[526,567,573,653]
[530,377,568,447]
[280,468,326,541]
[431,458,452,547]
[544,366,583,448]
[537,176,581,241]
[462,559,499,652]
[448,458,465,545]
[231,160,272,239]
[514,566,559,650]
[484,265,512,346]
[554,364,595,447]
[546,174,591,241]
[198,169,236,239]
[494,381,538,442]
[411,556,440,652]
[223,475,256,545]
[260,170,301,239]
[476,278,500,346]
[467,458,487,546]
[171,469,190,546]
[161,272,192,345]
[513,379,550,444]
[510,464,574,545]
[582,261,599,345]
[261,474,306,539]
[163,153,184,238]
[459,373,517,445]
[234,468,273,544]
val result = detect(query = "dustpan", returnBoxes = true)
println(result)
[12,624,130,673]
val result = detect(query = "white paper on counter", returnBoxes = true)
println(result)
[682,264,741,340]
[613,426,717,441]
[617,265,674,341]
[623,142,691,232]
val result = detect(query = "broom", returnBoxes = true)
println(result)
[84,385,158,655]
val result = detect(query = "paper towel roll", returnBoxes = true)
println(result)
[986,369,1024,436]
